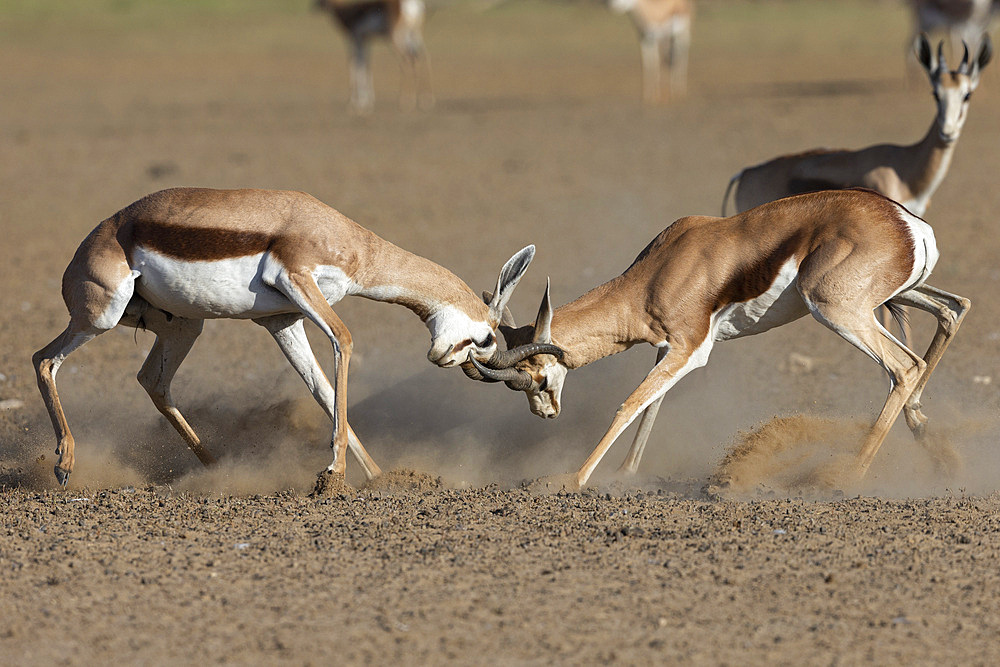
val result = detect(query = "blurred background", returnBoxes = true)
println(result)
[2,0,999,494]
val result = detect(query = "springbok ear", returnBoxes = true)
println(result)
[532,278,554,344]
[482,291,516,327]
[972,34,993,86]
[488,245,534,326]
[916,33,935,74]
[979,34,993,70]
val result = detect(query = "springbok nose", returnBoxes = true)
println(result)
[427,343,455,365]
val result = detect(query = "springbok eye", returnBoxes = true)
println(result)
[475,332,494,348]
[964,92,972,102]
[538,377,548,392]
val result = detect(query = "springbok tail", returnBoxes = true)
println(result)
[883,301,911,347]
[721,171,742,217]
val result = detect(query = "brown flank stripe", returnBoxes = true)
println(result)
[132,221,273,261]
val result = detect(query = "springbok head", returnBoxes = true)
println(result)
[464,279,568,419]
[917,33,993,143]
[426,246,556,369]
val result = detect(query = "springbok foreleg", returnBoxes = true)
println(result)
[890,284,971,437]
[256,314,382,481]
[349,38,374,113]
[574,336,713,489]
[640,35,662,104]
[667,17,690,98]
[129,307,216,467]
[617,346,669,476]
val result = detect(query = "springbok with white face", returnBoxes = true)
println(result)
[315,0,433,113]
[470,189,969,490]
[724,34,992,219]
[609,0,692,104]
[32,188,557,486]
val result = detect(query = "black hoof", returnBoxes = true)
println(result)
[54,466,69,487]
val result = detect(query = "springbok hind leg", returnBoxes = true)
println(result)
[807,300,925,477]
[890,285,971,437]
[32,324,103,485]
[127,305,216,467]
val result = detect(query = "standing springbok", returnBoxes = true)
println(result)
[909,0,998,54]
[469,189,969,491]
[723,34,992,219]
[314,0,433,113]
[609,0,692,104]
[32,188,557,487]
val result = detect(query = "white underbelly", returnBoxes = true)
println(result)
[132,248,293,319]
[714,257,808,341]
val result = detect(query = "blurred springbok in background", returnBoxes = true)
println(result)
[609,0,692,104]
[315,0,434,113]
[722,34,990,342]
[909,0,998,54]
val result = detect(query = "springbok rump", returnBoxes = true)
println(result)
[32,188,557,486]
[315,0,434,113]
[468,189,969,491]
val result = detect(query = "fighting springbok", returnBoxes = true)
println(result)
[609,0,692,104]
[723,34,992,219]
[32,188,557,486]
[469,189,969,490]
[315,0,433,113]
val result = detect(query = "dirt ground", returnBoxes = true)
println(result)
[3,0,1000,663]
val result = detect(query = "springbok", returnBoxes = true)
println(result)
[909,0,998,54]
[32,187,558,486]
[314,0,433,113]
[609,0,692,104]
[723,34,992,219]
[469,189,969,491]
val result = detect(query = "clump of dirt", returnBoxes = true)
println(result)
[711,414,868,498]
[361,468,443,493]
[311,469,356,498]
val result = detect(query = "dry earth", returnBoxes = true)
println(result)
[3,0,1000,663]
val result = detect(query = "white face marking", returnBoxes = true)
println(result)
[934,77,974,143]
[132,248,295,319]
[425,305,496,367]
[713,257,809,342]
[525,359,568,419]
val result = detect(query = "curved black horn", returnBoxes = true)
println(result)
[482,343,564,369]
[937,40,947,71]
[469,356,533,391]
[461,361,500,383]
[959,41,971,73]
